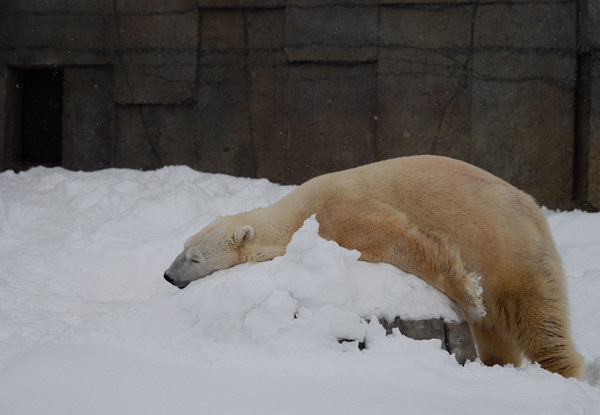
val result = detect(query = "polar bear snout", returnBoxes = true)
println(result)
[163,272,189,289]
[163,248,221,289]
[163,250,202,289]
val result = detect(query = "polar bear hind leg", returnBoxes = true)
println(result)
[468,319,523,367]
[505,288,583,378]
[471,264,583,378]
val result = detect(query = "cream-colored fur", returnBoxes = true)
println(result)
[164,155,583,379]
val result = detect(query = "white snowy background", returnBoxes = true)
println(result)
[0,166,599,414]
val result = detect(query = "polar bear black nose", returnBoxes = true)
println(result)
[164,272,174,284]
[163,272,189,289]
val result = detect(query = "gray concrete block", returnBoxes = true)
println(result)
[444,321,477,365]
[381,317,446,342]
[379,317,478,365]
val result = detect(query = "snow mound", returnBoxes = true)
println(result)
[103,215,462,360]
[1,167,599,415]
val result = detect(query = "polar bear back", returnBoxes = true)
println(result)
[290,155,556,283]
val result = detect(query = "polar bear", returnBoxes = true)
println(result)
[164,155,583,379]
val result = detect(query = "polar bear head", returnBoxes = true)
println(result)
[163,217,255,289]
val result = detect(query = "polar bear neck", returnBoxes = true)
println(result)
[233,188,318,262]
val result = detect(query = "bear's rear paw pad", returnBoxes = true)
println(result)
[466,273,486,320]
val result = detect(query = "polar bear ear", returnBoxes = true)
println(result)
[233,225,254,246]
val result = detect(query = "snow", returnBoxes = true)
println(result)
[0,166,599,414]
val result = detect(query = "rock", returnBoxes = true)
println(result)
[378,317,477,365]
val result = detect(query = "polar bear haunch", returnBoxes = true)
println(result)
[163,155,583,379]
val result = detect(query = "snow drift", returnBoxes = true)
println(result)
[0,166,599,414]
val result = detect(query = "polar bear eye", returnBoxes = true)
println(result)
[186,249,204,263]
[189,253,205,263]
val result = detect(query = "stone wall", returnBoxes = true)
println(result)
[1,0,599,210]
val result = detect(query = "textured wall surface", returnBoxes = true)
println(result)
[1,0,599,210]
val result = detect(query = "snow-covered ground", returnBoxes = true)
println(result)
[0,166,599,414]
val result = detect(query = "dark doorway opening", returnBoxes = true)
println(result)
[20,68,63,166]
